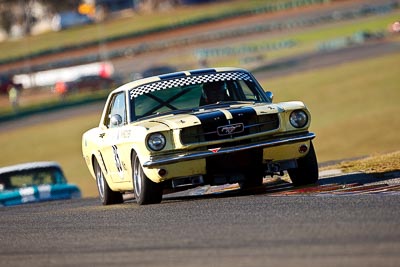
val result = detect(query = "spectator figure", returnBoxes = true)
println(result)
[391,21,400,33]
[8,83,19,111]
[54,81,67,101]
[201,81,229,105]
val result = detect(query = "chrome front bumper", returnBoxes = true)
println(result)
[143,132,315,167]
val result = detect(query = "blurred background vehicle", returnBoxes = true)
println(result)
[0,162,81,207]
[53,74,116,95]
[51,11,94,31]
[132,65,177,80]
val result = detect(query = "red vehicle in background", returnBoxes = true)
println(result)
[54,75,116,97]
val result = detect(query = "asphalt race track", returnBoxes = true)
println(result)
[1,170,399,267]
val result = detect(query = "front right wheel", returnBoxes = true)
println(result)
[288,142,319,186]
[132,153,162,205]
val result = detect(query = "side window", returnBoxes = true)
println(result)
[104,92,127,128]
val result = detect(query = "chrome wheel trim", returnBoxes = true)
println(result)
[133,156,142,198]
[95,163,105,199]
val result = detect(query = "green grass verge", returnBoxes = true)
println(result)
[0,90,108,120]
[0,52,399,197]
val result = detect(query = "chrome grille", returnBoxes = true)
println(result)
[180,113,279,145]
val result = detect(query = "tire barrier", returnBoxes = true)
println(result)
[318,30,387,51]
[194,40,297,59]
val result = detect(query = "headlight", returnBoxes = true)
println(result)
[147,133,166,151]
[289,110,308,128]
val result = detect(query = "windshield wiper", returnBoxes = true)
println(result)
[167,108,199,115]
[200,101,255,109]
[153,108,199,117]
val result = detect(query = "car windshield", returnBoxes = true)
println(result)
[130,76,266,121]
[0,167,66,191]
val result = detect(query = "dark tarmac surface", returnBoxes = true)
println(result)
[1,171,399,267]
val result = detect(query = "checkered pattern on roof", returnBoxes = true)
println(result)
[129,71,253,99]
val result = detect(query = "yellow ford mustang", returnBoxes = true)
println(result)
[82,67,318,205]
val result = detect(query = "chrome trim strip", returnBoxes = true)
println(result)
[143,132,315,167]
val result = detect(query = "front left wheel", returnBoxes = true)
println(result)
[94,159,123,205]
[288,142,319,186]
[132,153,163,205]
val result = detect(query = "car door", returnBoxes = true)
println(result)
[98,91,128,183]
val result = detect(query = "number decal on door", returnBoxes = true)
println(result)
[112,145,124,178]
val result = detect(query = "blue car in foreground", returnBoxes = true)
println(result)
[0,162,81,207]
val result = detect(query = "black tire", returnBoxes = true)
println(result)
[132,153,162,205]
[288,142,319,186]
[94,159,123,205]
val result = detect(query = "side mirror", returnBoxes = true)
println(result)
[110,114,123,127]
[266,91,274,102]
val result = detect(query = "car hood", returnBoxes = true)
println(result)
[142,102,294,130]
